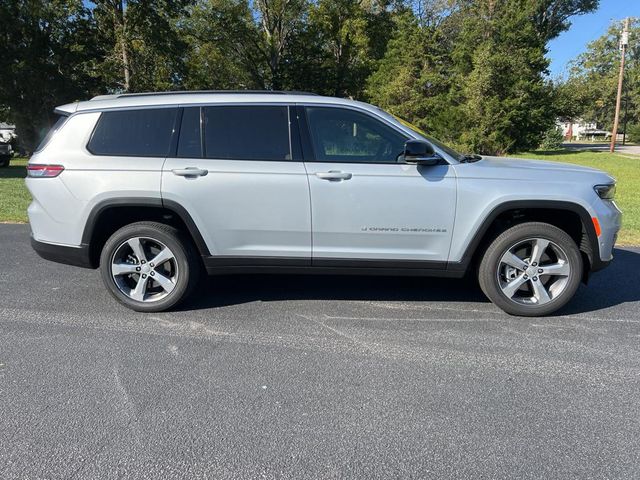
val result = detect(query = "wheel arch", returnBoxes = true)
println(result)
[82,198,210,268]
[450,200,601,277]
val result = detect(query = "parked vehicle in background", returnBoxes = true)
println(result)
[25,91,621,316]
[0,143,12,167]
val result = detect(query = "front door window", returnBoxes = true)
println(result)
[306,107,407,163]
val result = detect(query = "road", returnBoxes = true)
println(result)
[563,142,640,155]
[2,224,640,479]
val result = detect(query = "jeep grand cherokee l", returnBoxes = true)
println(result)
[26,91,621,316]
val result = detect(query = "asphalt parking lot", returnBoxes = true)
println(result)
[2,224,640,479]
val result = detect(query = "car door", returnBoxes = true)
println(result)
[162,105,311,264]
[301,105,457,265]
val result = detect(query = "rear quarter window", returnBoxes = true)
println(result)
[35,115,68,152]
[88,108,178,157]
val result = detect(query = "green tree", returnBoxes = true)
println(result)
[182,0,309,90]
[254,0,309,89]
[0,0,101,151]
[283,0,396,97]
[553,79,589,122]
[182,0,265,89]
[561,19,639,132]
[452,0,556,154]
[366,10,460,145]
[91,0,194,92]
[367,0,600,154]
[530,0,599,41]
[0,0,605,155]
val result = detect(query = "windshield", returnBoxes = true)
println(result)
[384,112,464,161]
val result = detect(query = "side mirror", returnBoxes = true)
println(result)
[403,140,440,166]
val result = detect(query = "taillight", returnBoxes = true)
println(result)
[27,164,65,178]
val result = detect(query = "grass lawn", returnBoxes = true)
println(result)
[0,150,638,244]
[0,157,30,223]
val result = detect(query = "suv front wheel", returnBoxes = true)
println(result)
[100,222,200,312]
[478,222,583,316]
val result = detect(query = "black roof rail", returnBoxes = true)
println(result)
[107,90,320,99]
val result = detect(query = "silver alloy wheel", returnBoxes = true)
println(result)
[110,237,178,303]
[496,237,571,306]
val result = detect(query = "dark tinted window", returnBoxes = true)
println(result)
[88,108,177,157]
[306,107,407,163]
[203,106,290,161]
[177,107,202,158]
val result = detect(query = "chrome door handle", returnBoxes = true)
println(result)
[172,167,208,178]
[315,171,352,181]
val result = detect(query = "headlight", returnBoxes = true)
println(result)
[594,183,616,200]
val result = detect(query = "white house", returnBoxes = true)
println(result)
[556,119,610,141]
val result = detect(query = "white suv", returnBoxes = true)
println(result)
[26,91,621,316]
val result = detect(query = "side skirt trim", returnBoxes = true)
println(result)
[203,256,460,277]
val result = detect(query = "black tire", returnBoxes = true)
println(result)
[99,221,201,312]
[478,222,583,317]
[0,156,9,168]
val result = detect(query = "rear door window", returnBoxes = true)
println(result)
[202,106,291,161]
[88,108,178,157]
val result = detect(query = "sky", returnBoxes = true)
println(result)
[547,0,639,79]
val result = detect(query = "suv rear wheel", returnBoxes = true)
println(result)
[478,222,583,316]
[99,221,200,312]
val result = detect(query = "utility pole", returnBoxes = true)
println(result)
[610,17,629,153]
[623,88,629,145]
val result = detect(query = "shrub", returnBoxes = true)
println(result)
[539,126,564,150]
[626,124,640,143]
